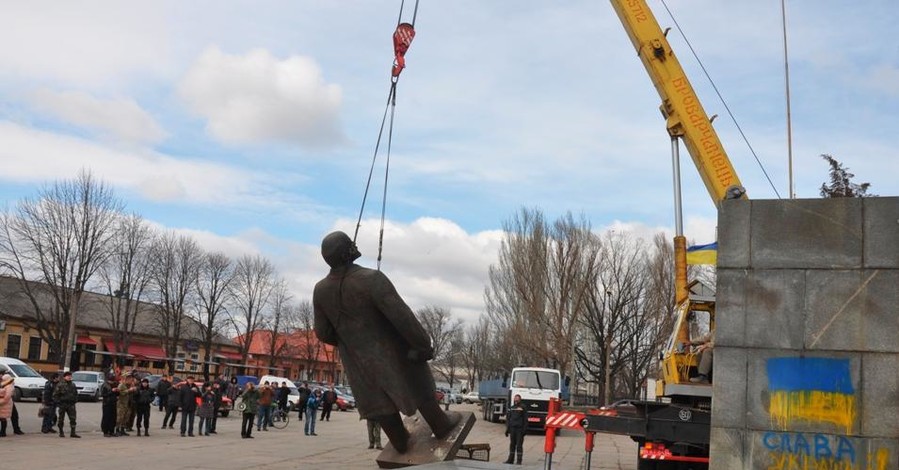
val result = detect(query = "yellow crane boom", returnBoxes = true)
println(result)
[609,0,746,205]
[609,0,747,399]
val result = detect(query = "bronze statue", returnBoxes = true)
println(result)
[313,231,458,453]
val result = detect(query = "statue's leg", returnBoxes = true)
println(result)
[376,412,410,453]
[418,398,460,439]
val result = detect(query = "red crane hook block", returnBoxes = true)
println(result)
[392,22,416,77]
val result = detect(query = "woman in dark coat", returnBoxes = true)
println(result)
[313,231,457,452]
[227,377,239,409]
[197,384,215,436]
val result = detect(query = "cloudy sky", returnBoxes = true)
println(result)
[1,1,896,323]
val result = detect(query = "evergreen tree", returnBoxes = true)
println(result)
[819,154,874,198]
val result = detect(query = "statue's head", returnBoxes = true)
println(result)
[321,231,361,268]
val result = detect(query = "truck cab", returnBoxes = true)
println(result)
[479,366,563,429]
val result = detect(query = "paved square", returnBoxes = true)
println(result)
[0,401,637,470]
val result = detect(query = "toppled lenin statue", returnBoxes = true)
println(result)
[313,231,459,453]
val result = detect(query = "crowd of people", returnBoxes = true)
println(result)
[1,369,351,441]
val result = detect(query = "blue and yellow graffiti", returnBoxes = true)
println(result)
[763,357,892,470]
[762,431,891,470]
[767,357,856,434]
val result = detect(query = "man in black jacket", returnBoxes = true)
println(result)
[209,381,222,434]
[41,373,59,434]
[320,386,337,421]
[100,375,118,437]
[156,375,171,412]
[178,376,201,437]
[297,382,310,421]
[504,394,528,465]
[163,381,180,429]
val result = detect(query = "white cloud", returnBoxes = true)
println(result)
[325,217,504,324]
[598,216,717,248]
[0,121,251,205]
[0,3,171,88]
[156,214,712,328]
[178,47,345,147]
[29,89,166,144]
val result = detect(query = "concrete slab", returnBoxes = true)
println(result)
[744,270,805,350]
[803,270,865,351]
[376,411,476,468]
[708,426,747,470]
[715,268,747,348]
[710,347,747,429]
[718,199,751,269]
[861,353,899,438]
[750,198,863,269]
[861,270,899,353]
[863,197,899,268]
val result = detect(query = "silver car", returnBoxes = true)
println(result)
[72,371,105,401]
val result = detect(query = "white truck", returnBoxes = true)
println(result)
[477,367,564,430]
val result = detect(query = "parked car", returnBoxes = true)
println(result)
[335,391,355,411]
[462,391,480,404]
[0,357,47,401]
[71,371,104,401]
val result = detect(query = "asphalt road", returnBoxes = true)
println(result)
[1,400,637,470]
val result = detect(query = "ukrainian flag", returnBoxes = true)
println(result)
[766,357,856,434]
[686,242,717,265]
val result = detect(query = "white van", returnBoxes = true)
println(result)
[259,375,301,410]
[0,357,48,401]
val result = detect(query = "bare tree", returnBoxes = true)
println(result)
[416,305,463,389]
[485,208,597,380]
[264,279,293,375]
[460,317,491,391]
[229,254,275,366]
[416,305,462,361]
[441,328,465,392]
[149,232,202,374]
[0,170,122,370]
[640,234,678,376]
[96,214,155,365]
[575,231,646,405]
[195,251,234,381]
[292,300,321,382]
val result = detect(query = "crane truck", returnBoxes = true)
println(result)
[577,1,749,469]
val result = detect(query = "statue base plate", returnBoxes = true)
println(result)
[376,411,477,469]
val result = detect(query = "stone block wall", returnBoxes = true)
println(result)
[710,197,899,470]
